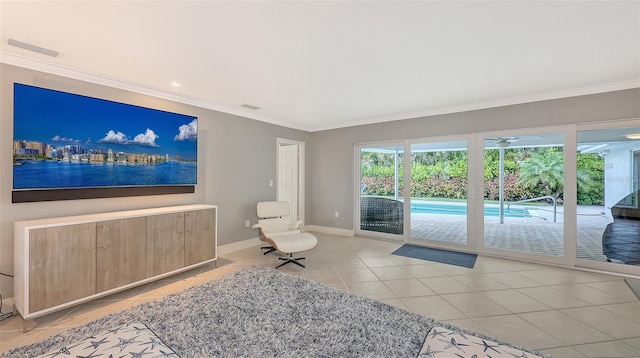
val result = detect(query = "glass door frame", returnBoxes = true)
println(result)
[575,119,640,277]
[403,134,478,253]
[355,121,640,277]
[474,125,575,267]
[355,141,405,241]
[355,127,576,265]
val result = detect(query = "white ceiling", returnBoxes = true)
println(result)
[1,1,639,132]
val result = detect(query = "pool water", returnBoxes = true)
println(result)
[411,202,530,218]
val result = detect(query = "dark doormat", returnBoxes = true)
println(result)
[392,244,477,268]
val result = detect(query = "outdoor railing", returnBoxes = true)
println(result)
[507,195,557,223]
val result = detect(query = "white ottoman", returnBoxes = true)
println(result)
[266,232,317,269]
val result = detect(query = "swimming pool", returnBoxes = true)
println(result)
[410,202,531,218]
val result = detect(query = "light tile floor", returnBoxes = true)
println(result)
[1,232,640,357]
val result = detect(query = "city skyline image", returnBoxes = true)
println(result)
[14,83,197,161]
[13,83,198,190]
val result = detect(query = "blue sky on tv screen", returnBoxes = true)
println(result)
[14,83,197,160]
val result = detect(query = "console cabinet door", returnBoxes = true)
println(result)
[184,208,216,266]
[29,223,96,312]
[96,217,147,292]
[146,212,185,277]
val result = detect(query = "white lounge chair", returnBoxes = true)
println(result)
[252,201,317,269]
[252,201,302,255]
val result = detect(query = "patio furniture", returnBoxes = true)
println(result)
[602,191,640,264]
[360,197,403,234]
[252,201,302,255]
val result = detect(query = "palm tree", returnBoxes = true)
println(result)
[518,151,594,199]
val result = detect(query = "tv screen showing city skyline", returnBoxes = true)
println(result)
[13,83,197,200]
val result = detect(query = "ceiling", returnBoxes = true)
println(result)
[1,1,639,132]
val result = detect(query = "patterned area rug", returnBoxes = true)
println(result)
[35,321,178,358]
[2,266,548,357]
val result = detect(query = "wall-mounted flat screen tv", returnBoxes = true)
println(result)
[12,83,197,203]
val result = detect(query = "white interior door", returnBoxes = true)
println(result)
[277,139,305,225]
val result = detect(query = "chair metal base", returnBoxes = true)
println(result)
[261,246,277,255]
[276,253,306,269]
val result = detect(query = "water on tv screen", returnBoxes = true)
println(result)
[12,83,197,202]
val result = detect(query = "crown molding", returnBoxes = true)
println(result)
[0,51,306,131]
[309,79,640,132]
[3,51,638,133]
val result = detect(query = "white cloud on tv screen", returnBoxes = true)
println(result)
[99,130,128,144]
[99,129,159,147]
[51,135,80,143]
[174,119,197,141]
[133,128,159,147]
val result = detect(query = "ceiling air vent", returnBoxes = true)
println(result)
[8,39,59,57]
[241,104,260,110]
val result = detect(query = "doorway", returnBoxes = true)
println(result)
[356,142,404,240]
[480,131,566,262]
[277,138,305,226]
[356,130,569,264]
[406,137,472,251]
[356,122,640,275]
[576,123,640,277]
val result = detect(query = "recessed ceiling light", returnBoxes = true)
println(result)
[241,104,260,110]
[626,133,640,139]
[171,82,181,87]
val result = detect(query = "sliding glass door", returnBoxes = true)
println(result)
[355,122,640,275]
[481,132,566,262]
[356,143,404,240]
[576,122,640,276]
[407,138,472,250]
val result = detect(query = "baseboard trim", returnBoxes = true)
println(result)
[218,237,261,255]
[304,225,354,237]
[217,226,354,256]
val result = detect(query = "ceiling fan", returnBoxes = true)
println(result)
[484,136,541,147]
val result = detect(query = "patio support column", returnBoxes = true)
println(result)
[394,148,399,200]
[499,147,505,224]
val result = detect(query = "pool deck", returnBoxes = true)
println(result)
[409,204,617,264]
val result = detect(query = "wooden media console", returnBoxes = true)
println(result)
[14,204,217,320]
